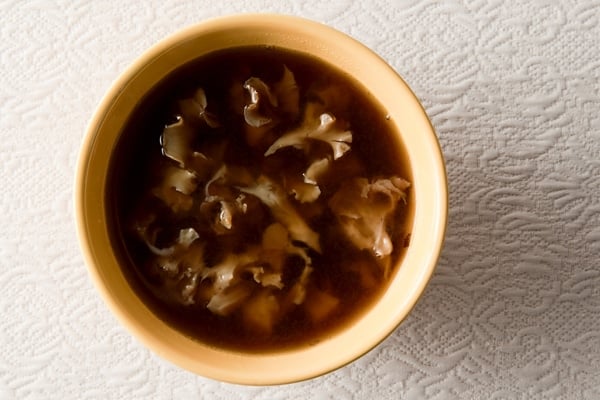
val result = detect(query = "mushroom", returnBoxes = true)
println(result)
[237,175,321,252]
[328,176,410,277]
[178,87,220,128]
[151,166,197,213]
[243,77,278,128]
[199,165,251,233]
[241,65,301,147]
[273,65,300,117]
[264,103,352,160]
[160,117,195,167]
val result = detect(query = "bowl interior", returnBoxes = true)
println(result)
[75,14,447,385]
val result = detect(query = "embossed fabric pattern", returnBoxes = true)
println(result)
[1,0,599,398]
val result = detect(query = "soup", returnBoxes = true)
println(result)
[106,46,412,352]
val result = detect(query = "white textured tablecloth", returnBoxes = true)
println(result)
[2,0,600,398]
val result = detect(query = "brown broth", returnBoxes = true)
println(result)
[106,46,413,352]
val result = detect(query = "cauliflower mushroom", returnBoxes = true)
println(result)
[237,175,321,252]
[160,117,195,168]
[273,65,300,117]
[264,103,352,160]
[243,77,278,128]
[139,226,200,258]
[243,65,300,127]
[150,165,198,213]
[199,165,252,233]
[329,176,410,277]
[303,157,331,185]
[241,66,301,148]
[142,229,205,305]
[178,87,221,128]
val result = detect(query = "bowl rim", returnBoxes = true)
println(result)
[75,13,448,385]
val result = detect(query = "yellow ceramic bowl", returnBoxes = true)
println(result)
[75,14,447,385]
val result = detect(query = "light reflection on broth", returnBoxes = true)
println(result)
[106,46,412,352]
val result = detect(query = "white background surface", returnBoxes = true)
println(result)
[2,0,600,398]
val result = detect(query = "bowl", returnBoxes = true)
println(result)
[75,14,447,385]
